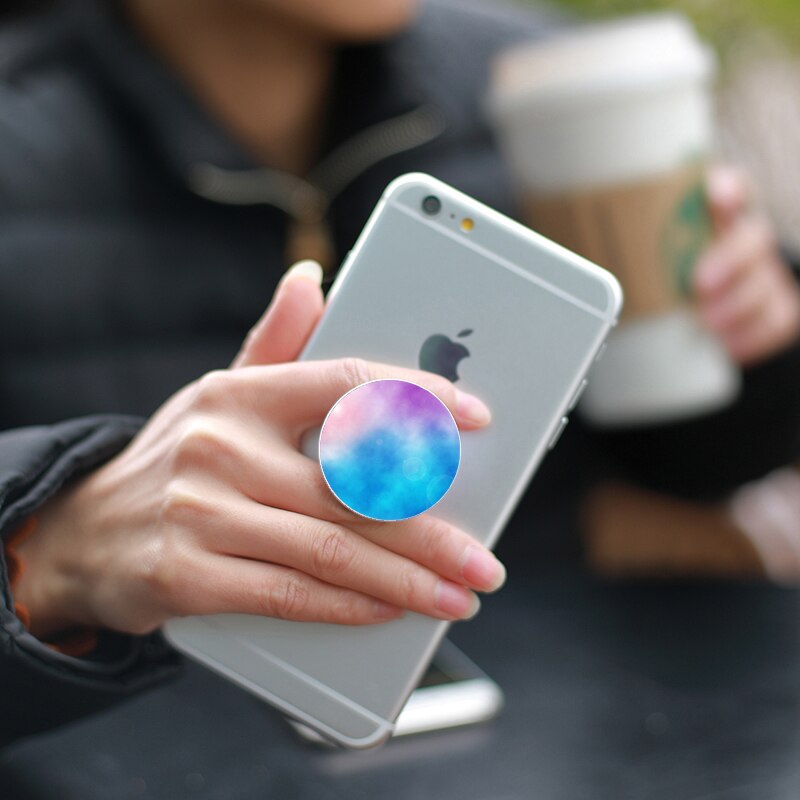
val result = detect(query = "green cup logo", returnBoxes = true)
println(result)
[662,179,712,299]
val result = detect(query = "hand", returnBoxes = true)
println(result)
[14,261,504,638]
[692,165,800,366]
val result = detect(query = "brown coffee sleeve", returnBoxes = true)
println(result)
[523,163,712,321]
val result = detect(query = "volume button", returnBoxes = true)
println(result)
[594,343,607,363]
[568,380,588,412]
[548,417,569,450]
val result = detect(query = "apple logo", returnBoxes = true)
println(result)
[419,329,472,382]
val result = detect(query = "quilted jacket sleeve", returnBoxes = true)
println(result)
[0,416,182,748]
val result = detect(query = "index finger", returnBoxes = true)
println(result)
[244,356,492,431]
[706,164,750,234]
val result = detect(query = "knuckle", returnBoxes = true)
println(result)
[340,356,372,389]
[174,418,237,472]
[396,565,423,609]
[160,478,212,528]
[138,536,188,615]
[192,369,230,410]
[311,525,356,578]
[419,517,456,565]
[327,592,370,625]
[263,573,311,620]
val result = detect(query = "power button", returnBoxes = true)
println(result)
[568,379,588,411]
[548,417,569,450]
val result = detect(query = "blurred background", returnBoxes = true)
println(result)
[542,0,800,52]
[5,0,799,257]
[519,0,800,253]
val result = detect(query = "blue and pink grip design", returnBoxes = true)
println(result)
[319,379,461,521]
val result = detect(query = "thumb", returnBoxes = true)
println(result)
[232,260,325,368]
[706,164,749,234]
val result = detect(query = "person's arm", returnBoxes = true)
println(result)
[591,166,800,499]
[0,416,182,749]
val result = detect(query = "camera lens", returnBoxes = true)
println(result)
[421,195,441,216]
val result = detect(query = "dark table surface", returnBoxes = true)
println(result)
[3,567,800,800]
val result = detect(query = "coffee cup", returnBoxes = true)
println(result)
[487,12,741,425]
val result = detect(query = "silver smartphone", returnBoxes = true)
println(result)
[163,173,623,749]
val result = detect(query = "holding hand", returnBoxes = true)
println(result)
[13,261,503,639]
[693,166,800,366]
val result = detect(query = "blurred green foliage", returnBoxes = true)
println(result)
[533,0,800,58]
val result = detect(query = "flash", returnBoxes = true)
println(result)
[460,217,475,233]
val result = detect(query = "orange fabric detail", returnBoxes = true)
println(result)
[42,627,100,657]
[14,600,31,629]
[5,515,37,583]
[5,516,99,657]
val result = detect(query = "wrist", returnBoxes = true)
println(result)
[11,478,102,640]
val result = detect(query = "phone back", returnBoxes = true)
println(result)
[163,174,622,748]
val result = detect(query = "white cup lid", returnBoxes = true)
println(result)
[488,12,716,119]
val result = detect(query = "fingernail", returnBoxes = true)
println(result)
[280,259,323,286]
[373,600,405,620]
[435,581,481,620]
[455,389,492,426]
[461,545,507,592]
[707,169,739,206]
